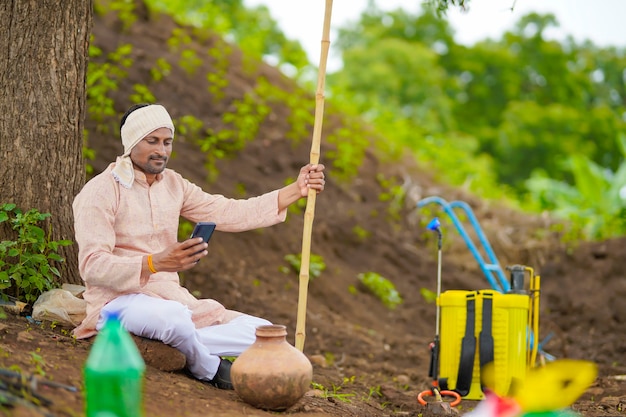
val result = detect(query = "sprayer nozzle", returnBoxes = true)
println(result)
[427,217,441,232]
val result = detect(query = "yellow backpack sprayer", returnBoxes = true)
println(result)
[416,207,544,410]
[416,198,599,415]
[435,265,541,400]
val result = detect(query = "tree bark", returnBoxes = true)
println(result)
[0,1,92,285]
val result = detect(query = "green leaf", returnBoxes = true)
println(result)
[27,226,45,241]
[47,253,63,262]
[1,203,16,211]
[30,254,48,265]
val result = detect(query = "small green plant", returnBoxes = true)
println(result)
[30,350,46,377]
[0,204,72,304]
[357,272,403,309]
[420,287,437,303]
[129,83,156,104]
[352,225,371,241]
[179,48,203,75]
[283,253,326,280]
[150,57,172,82]
[166,28,193,52]
[377,173,407,222]
[364,385,382,401]
[310,381,355,403]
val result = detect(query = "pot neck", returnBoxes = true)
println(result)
[255,324,288,339]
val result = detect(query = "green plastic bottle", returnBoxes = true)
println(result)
[84,312,145,417]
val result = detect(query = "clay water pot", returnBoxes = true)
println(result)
[231,324,312,411]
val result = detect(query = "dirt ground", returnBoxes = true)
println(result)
[1,4,625,417]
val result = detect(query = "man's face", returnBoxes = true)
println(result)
[130,127,173,177]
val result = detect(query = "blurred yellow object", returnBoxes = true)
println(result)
[482,359,597,413]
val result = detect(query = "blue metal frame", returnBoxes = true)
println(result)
[417,196,510,293]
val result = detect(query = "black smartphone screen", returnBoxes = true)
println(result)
[190,222,216,244]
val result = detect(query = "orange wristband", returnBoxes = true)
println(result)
[147,254,158,274]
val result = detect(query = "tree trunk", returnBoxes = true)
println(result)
[0,1,92,286]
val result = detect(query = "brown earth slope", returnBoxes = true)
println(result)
[1,5,624,417]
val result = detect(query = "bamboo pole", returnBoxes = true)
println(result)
[295,0,333,352]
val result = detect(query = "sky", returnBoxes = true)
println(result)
[244,0,626,71]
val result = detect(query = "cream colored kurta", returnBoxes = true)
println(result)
[72,162,286,339]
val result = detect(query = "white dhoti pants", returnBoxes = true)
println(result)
[96,293,271,381]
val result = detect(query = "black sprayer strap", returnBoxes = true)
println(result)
[455,292,476,396]
[479,292,495,369]
[428,334,439,381]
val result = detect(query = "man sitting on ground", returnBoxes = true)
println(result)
[72,103,326,389]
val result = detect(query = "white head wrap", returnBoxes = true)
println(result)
[111,104,175,188]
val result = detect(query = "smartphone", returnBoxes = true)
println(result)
[190,222,216,244]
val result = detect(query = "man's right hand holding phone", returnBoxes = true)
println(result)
[143,222,216,274]
[144,238,208,274]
